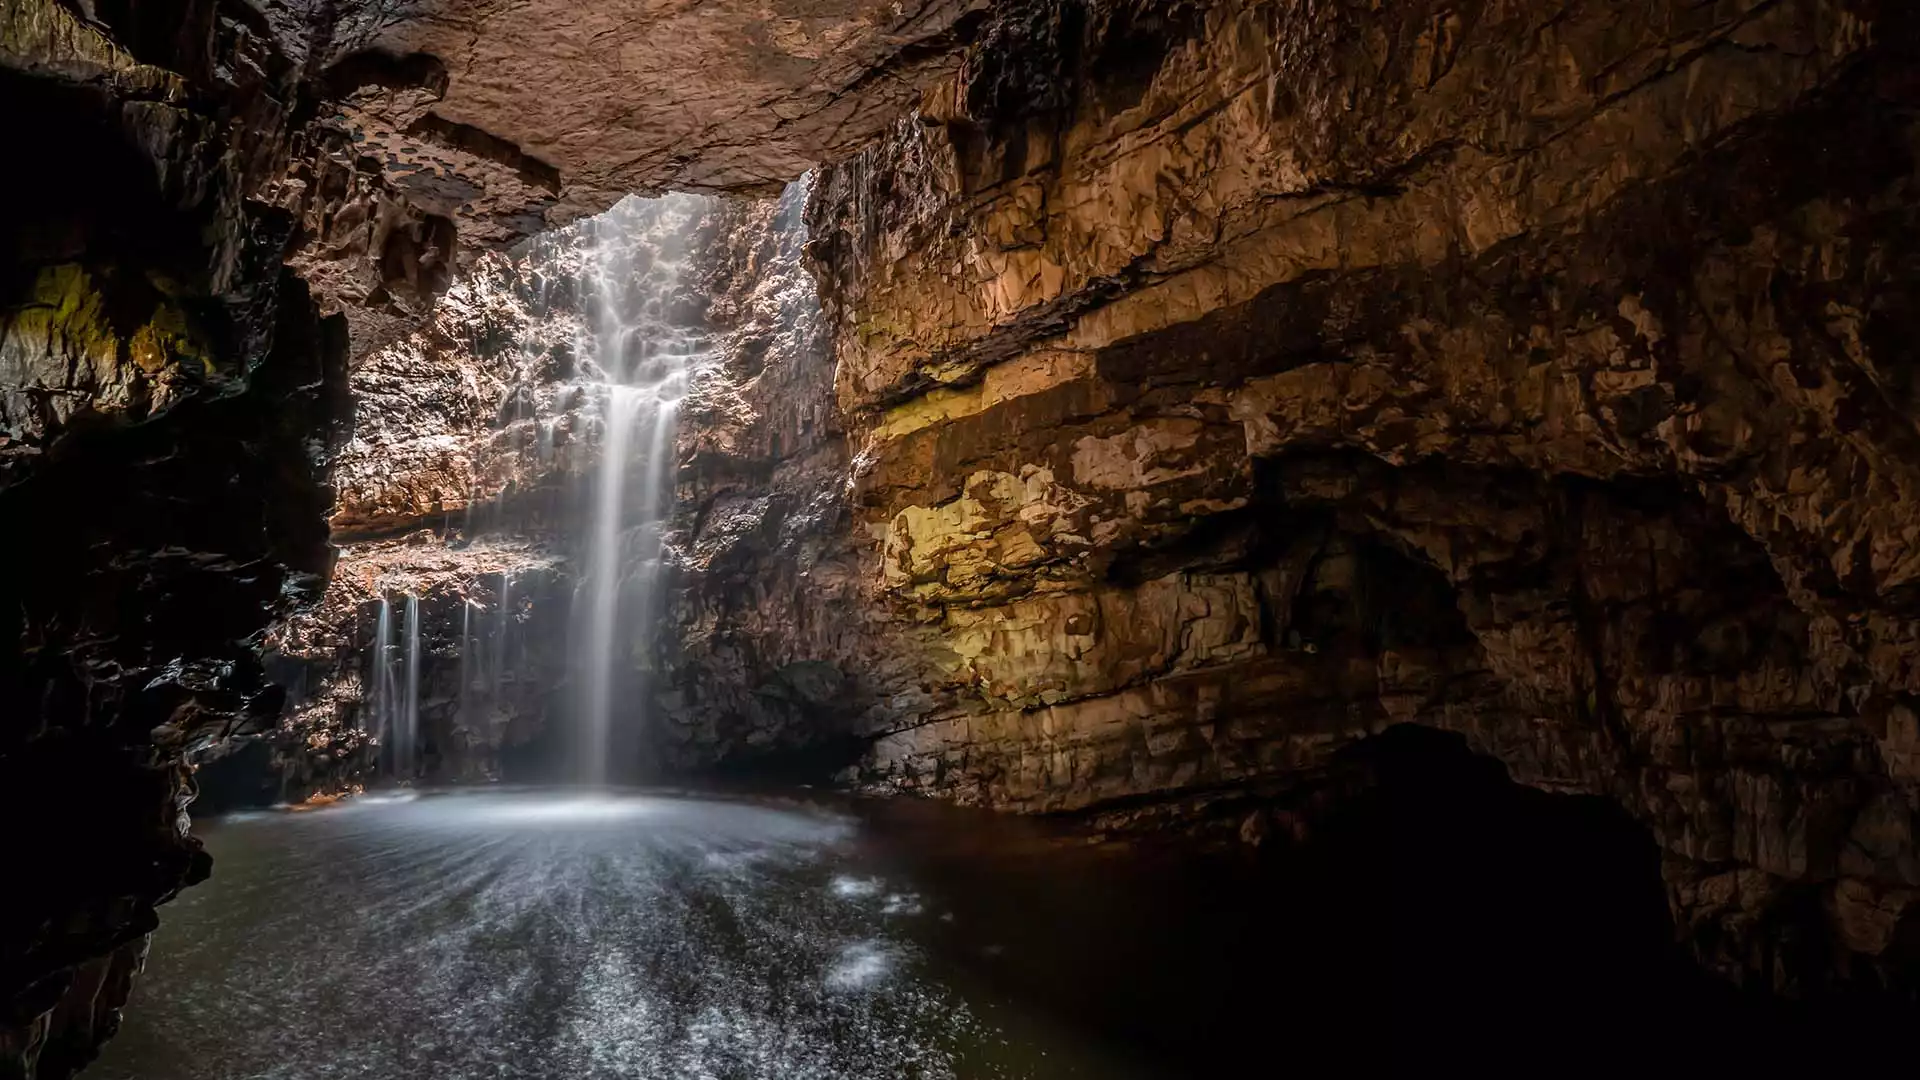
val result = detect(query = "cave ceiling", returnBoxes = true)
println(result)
[303,0,989,250]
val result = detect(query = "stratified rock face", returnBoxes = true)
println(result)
[781,0,1920,994]
[0,0,347,1073]
[652,182,883,774]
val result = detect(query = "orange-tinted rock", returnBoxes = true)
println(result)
[783,0,1920,992]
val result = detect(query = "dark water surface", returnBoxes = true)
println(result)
[95,735,1919,1078]
[93,749,1908,1079]
[92,790,1305,1080]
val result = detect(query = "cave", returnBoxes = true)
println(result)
[6,0,1920,1075]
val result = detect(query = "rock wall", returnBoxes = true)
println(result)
[263,537,569,795]
[297,0,1920,997]
[0,0,986,1072]
[0,0,347,1072]
[273,184,859,789]
[770,0,1920,994]
[652,183,890,775]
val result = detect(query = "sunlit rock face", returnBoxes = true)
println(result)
[761,0,1920,995]
[266,212,619,794]
[271,184,855,790]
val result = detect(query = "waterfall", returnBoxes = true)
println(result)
[492,571,513,700]
[458,591,474,725]
[367,594,418,780]
[369,597,395,744]
[572,194,704,784]
[581,386,643,786]
[399,593,421,777]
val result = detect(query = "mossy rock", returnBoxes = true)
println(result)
[0,263,219,433]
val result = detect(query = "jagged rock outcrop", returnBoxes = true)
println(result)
[325,245,593,539]
[780,0,1920,995]
[266,0,994,358]
[0,0,348,1073]
[0,0,989,1072]
[287,0,1920,998]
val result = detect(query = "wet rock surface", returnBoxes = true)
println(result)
[284,0,1920,1003]
[786,0,1920,995]
[264,535,568,795]
[0,0,349,1072]
[9,0,1920,1071]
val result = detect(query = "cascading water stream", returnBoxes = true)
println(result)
[572,195,705,784]
[492,571,513,700]
[581,386,643,786]
[369,598,394,747]
[458,593,474,726]
[365,594,421,779]
[400,594,421,776]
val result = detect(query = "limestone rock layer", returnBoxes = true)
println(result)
[8,0,1920,1070]
[282,0,1920,1001]
[784,0,1920,993]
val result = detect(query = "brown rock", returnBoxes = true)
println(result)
[780,0,1920,993]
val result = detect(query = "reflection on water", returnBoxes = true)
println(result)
[92,791,1201,1080]
[100,736,1822,1078]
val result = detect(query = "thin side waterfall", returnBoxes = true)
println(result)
[458,592,474,723]
[369,597,395,745]
[399,593,421,776]
[572,194,703,785]
[492,571,513,699]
